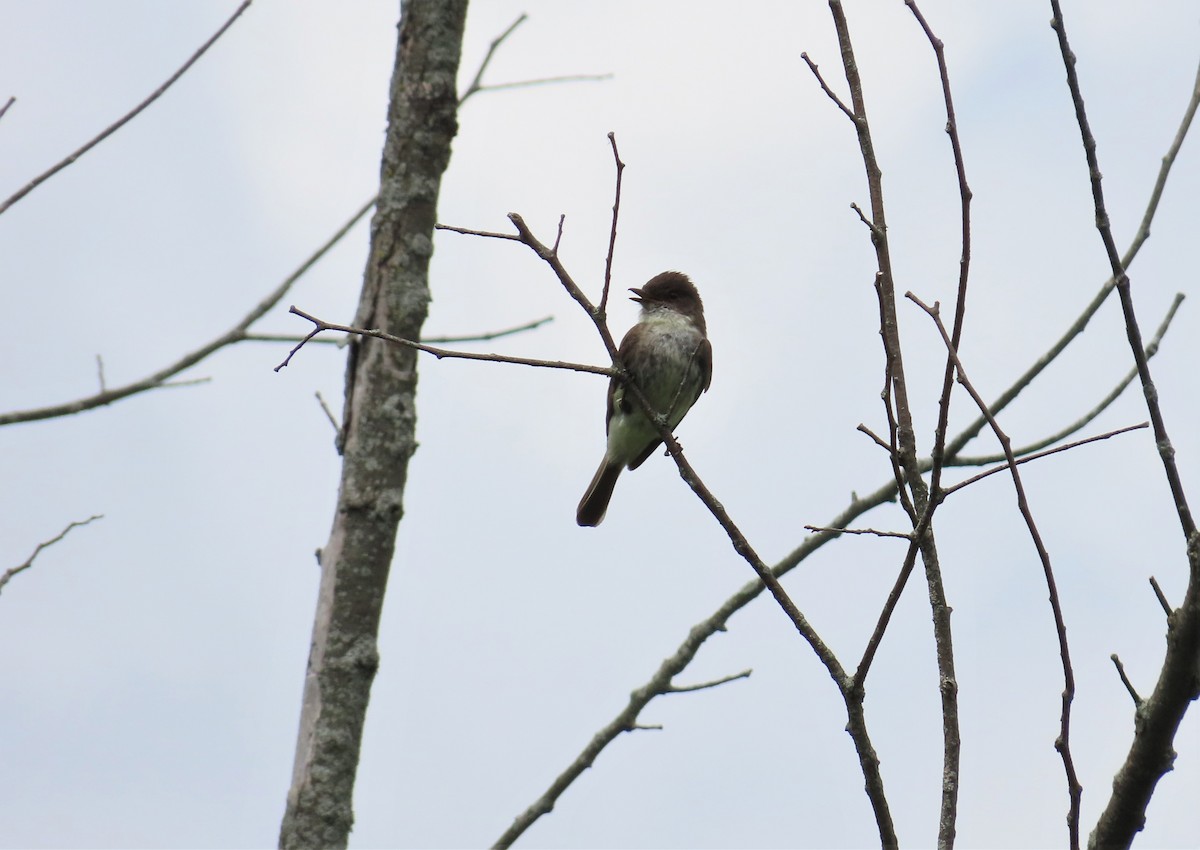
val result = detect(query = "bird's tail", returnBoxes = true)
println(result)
[576,459,623,527]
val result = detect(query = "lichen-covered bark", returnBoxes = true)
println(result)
[279,2,468,847]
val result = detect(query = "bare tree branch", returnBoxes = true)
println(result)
[471,74,613,98]
[1050,7,1195,543]
[799,52,855,120]
[241,315,554,347]
[459,14,528,105]
[314,391,339,434]
[665,669,753,694]
[943,57,1200,463]
[0,515,104,597]
[909,292,1082,849]
[0,196,375,427]
[275,307,609,378]
[0,96,15,122]
[1148,576,1172,616]
[435,223,521,240]
[1047,6,1200,847]
[1110,654,1143,708]
[0,1,254,217]
[457,14,611,106]
[948,294,1184,469]
[804,525,912,540]
[941,423,1149,497]
[598,132,626,315]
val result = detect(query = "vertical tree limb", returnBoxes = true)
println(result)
[1045,4,1200,847]
[278,2,469,847]
[826,3,960,844]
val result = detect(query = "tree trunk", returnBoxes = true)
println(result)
[279,2,469,847]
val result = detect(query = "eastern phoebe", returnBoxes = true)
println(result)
[576,271,712,527]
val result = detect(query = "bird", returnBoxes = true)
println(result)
[576,271,712,527]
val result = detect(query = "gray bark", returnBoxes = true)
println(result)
[279,2,469,847]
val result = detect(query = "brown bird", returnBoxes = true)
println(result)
[576,271,712,527]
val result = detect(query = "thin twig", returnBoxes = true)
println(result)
[0,1,254,216]
[551,215,565,256]
[505,212,621,362]
[909,292,1082,850]
[0,96,15,122]
[905,0,973,506]
[904,13,974,842]
[457,14,611,106]
[1148,576,1172,616]
[242,315,554,347]
[0,515,104,596]
[857,423,894,454]
[458,14,528,105]
[277,307,611,378]
[666,669,753,694]
[804,525,911,540]
[95,354,107,392]
[943,57,1200,464]
[435,223,522,241]
[599,132,625,315]
[800,52,856,120]
[948,295,1183,469]
[942,423,1149,497]
[855,532,925,689]
[1110,654,1143,707]
[314,391,339,434]
[469,74,613,98]
[0,196,375,426]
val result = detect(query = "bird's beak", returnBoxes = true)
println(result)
[629,287,643,303]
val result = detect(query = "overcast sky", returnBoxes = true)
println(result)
[1,1,1198,848]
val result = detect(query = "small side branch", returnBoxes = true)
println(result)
[435,222,522,241]
[1110,654,1143,707]
[458,13,611,106]
[1148,576,1173,616]
[805,525,912,540]
[314,391,339,434]
[458,14,528,105]
[276,307,611,378]
[0,515,104,596]
[599,132,625,314]
[942,423,1149,498]
[666,669,752,694]
[950,296,1182,470]
[800,52,856,121]
[242,315,554,347]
